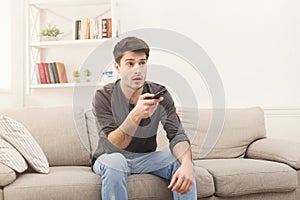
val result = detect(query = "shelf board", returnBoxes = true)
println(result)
[30,39,109,48]
[30,82,111,89]
[29,0,111,9]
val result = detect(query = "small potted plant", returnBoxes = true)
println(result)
[73,70,80,83]
[40,24,63,41]
[84,69,91,82]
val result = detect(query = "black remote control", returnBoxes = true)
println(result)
[146,88,168,99]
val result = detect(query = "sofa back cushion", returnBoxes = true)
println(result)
[85,107,266,160]
[0,107,91,166]
[85,110,99,157]
[177,107,266,159]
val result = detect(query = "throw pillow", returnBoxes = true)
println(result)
[0,138,28,173]
[0,115,49,174]
[0,162,17,187]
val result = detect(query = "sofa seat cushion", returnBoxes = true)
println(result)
[3,166,101,200]
[128,168,213,200]
[0,189,3,200]
[3,166,188,200]
[196,158,297,197]
[0,163,16,187]
[126,174,172,200]
[193,164,215,198]
[128,166,215,199]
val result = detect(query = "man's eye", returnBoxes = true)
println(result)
[140,62,146,66]
[127,62,134,66]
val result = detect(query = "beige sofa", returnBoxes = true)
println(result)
[0,107,299,200]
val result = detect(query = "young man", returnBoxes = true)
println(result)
[92,36,197,200]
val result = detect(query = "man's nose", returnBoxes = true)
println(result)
[133,64,142,73]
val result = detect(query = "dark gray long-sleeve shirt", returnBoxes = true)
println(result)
[92,79,190,164]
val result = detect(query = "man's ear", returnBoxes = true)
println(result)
[114,62,120,73]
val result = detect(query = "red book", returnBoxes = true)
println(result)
[37,63,46,84]
[43,62,50,84]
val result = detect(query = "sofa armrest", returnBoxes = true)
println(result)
[246,138,300,169]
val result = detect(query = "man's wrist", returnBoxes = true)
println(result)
[119,112,139,136]
[180,158,193,167]
[130,109,142,125]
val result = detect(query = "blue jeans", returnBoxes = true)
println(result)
[93,151,197,200]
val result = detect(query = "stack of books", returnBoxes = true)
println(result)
[74,18,112,40]
[35,62,68,84]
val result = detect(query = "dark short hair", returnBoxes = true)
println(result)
[113,36,150,64]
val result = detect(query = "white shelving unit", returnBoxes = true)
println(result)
[26,0,116,91]
[30,38,109,48]
[29,82,111,89]
[29,0,109,9]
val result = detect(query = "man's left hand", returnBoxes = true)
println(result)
[168,162,194,195]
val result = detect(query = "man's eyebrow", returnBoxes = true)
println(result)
[124,58,147,61]
[124,58,135,61]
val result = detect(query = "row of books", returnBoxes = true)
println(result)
[35,62,68,84]
[74,18,112,40]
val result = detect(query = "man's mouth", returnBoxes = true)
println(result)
[132,77,142,81]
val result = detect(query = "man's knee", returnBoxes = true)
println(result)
[95,153,129,174]
[103,165,128,184]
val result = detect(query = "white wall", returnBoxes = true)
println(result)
[264,108,300,141]
[117,0,300,107]
[0,0,25,109]
[3,0,299,141]
[116,0,300,141]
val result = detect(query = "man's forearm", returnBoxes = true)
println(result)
[107,128,132,149]
[173,141,193,165]
[107,111,141,149]
[168,141,195,194]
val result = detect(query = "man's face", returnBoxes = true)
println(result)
[115,51,147,90]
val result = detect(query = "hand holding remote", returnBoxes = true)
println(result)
[145,88,168,99]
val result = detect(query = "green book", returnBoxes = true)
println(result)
[47,63,55,83]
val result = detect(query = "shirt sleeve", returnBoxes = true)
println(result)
[160,91,191,153]
[92,89,118,137]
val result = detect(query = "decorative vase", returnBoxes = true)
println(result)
[84,76,91,82]
[73,77,80,83]
[40,36,58,41]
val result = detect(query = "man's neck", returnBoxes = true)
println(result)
[120,81,143,105]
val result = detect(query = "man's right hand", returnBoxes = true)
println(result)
[131,93,164,124]
[108,93,163,149]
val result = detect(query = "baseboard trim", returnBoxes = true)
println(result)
[263,107,300,117]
